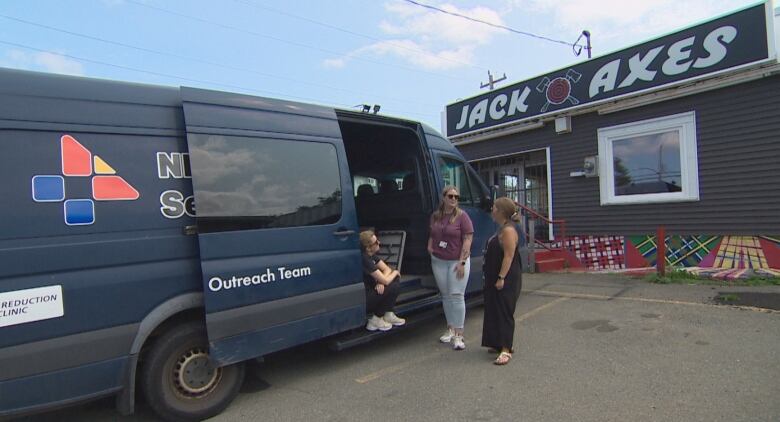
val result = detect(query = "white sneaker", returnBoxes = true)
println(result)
[439,328,455,343]
[383,312,406,326]
[452,335,466,350]
[366,315,392,332]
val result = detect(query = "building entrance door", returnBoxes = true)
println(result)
[473,149,550,240]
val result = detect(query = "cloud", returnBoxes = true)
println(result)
[323,2,505,70]
[2,50,85,76]
[524,0,753,46]
[34,52,85,76]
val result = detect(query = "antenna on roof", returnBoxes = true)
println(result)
[573,30,592,58]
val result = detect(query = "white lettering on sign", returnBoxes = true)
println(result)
[693,26,737,68]
[454,86,531,131]
[0,285,64,328]
[618,46,664,88]
[589,25,739,98]
[208,266,312,292]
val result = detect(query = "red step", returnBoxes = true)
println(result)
[535,249,556,261]
[536,258,566,272]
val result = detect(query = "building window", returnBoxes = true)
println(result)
[598,112,699,205]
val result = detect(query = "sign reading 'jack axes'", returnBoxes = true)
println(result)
[445,2,775,138]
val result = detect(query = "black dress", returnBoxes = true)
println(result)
[481,226,522,351]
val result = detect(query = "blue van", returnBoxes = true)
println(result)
[0,67,494,421]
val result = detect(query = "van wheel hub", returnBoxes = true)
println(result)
[173,347,221,396]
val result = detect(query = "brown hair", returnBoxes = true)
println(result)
[433,185,463,223]
[493,197,521,223]
[359,230,376,251]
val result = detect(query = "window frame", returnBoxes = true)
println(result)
[436,154,477,206]
[597,111,700,206]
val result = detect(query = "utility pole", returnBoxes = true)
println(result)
[480,70,507,90]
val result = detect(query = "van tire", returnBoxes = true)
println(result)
[140,321,245,422]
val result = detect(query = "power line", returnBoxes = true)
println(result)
[401,0,581,48]
[0,40,439,120]
[0,14,440,109]
[232,0,489,72]
[123,0,471,83]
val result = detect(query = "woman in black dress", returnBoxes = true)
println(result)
[482,197,523,365]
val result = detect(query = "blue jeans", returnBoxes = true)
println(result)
[431,255,470,330]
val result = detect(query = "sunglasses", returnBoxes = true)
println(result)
[371,239,380,247]
[446,194,460,200]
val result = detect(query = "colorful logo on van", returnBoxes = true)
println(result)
[31,135,139,225]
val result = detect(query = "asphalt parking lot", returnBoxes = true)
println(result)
[15,273,780,422]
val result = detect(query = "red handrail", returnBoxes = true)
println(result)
[512,201,570,254]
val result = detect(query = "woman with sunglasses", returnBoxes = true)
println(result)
[359,230,406,331]
[427,185,474,350]
[482,197,523,365]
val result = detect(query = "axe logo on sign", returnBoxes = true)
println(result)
[536,69,582,113]
[31,135,140,226]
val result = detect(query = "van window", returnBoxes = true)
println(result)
[188,134,342,232]
[438,156,475,206]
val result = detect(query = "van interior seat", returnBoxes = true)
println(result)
[357,184,374,197]
[379,179,398,194]
[402,173,416,191]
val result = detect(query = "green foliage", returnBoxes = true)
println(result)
[644,268,780,286]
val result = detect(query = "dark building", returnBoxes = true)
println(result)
[445,3,780,278]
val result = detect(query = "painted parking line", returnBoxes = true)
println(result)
[354,296,569,384]
[528,289,780,314]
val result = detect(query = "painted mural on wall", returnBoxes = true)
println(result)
[556,236,626,270]
[554,235,780,278]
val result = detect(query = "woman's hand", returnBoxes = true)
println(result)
[454,262,465,279]
[495,278,505,290]
[375,284,385,295]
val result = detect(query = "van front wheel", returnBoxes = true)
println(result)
[140,321,245,422]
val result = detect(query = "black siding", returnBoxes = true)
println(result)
[458,75,780,236]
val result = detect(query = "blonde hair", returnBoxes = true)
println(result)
[433,185,463,223]
[493,197,521,223]
[359,230,376,251]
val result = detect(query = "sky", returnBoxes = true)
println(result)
[0,0,765,131]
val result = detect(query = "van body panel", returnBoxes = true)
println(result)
[181,89,365,364]
[0,68,494,418]
[0,69,200,416]
[0,357,126,417]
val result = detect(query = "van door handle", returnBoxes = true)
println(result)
[332,229,355,236]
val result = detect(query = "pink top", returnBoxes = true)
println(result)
[429,211,474,261]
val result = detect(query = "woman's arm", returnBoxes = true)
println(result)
[372,261,400,286]
[459,233,473,262]
[496,227,518,289]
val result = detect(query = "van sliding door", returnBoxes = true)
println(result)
[181,87,364,365]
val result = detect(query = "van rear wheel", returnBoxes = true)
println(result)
[141,321,245,422]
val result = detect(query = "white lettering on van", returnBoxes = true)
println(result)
[208,267,311,292]
[278,266,312,279]
[160,190,195,219]
[157,152,191,179]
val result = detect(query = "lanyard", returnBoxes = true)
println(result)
[438,211,456,237]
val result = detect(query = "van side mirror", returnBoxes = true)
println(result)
[482,185,499,211]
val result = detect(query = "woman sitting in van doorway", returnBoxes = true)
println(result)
[427,185,474,350]
[482,197,523,365]
[360,230,406,331]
